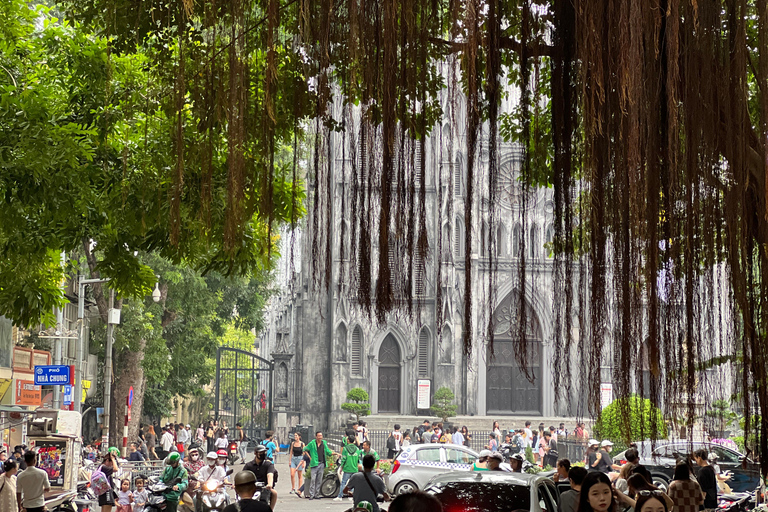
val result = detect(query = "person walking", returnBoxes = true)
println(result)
[0,460,18,512]
[342,455,390,512]
[668,462,703,512]
[303,431,335,500]
[196,423,205,445]
[387,425,402,459]
[461,426,471,447]
[289,432,306,496]
[236,423,247,463]
[16,451,50,512]
[160,427,175,459]
[694,449,718,512]
[145,425,158,460]
[492,421,502,439]
[335,435,360,501]
[452,426,464,447]
[96,449,120,512]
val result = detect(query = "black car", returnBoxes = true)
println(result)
[424,471,560,512]
[613,441,760,492]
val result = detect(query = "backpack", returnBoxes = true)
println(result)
[511,434,522,451]
[90,467,111,496]
[386,435,396,450]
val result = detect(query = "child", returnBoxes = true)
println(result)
[132,478,149,512]
[116,479,133,512]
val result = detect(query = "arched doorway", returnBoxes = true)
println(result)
[486,293,542,414]
[378,335,401,413]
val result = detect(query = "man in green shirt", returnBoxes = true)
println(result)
[334,436,360,501]
[357,440,381,473]
[303,431,334,500]
[160,452,189,512]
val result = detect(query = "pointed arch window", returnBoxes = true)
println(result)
[513,224,522,258]
[455,218,465,259]
[530,224,539,260]
[440,326,453,364]
[545,225,554,259]
[417,328,430,377]
[335,323,348,362]
[351,327,363,376]
[454,161,463,197]
[442,223,451,261]
[497,224,507,257]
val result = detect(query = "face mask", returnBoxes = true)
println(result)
[191,454,199,460]
[207,459,216,466]
[217,458,226,465]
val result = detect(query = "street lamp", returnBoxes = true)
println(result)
[152,280,161,303]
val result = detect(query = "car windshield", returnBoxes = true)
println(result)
[427,482,531,512]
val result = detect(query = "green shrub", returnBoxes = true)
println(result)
[341,387,371,421]
[430,387,458,422]
[594,394,667,448]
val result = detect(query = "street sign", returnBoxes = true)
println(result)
[34,365,71,385]
[417,379,431,409]
[128,386,134,407]
[63,385,73,405]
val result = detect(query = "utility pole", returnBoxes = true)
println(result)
[326,131,335,430]
[75,276,111,414]
[103,289,117,447]
[53,251,66,409]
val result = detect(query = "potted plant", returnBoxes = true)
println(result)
[430,387,457,428]
[341,387,371,422]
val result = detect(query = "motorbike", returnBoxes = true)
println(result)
[199,469,234,512]
[144,476,183,512]
[45,491,78,512]
[228,441,239,465]
[718,491,755,512]
[320,456,342,498]
[75,480,97,512]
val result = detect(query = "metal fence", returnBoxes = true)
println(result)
[117,460,167,488]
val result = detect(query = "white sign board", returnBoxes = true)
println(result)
[417,380,431,409]
[600,383,613,410]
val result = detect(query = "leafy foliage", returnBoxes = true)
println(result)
[430,386,457,422]
[594,395,667,448]
[341,387,371,421]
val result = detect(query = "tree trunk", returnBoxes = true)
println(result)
[109,340,147,449]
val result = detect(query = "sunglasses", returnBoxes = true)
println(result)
[637,491,665,497]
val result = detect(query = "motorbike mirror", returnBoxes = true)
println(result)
[226,468,234,476]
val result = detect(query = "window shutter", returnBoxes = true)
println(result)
[453,163,461,196]
[351,328,363,376]
[415,258,426,297]
[414,142,423,187]
[454,221,462,258]
[418,330,429,377]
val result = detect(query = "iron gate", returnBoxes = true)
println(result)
[215,347,273,440]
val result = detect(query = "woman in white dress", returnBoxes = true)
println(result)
[0,459,18,512]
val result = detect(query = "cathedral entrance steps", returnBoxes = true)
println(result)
[358,414,591,433]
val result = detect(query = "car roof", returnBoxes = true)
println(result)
[426,470,550,487]
[620,440,744,459]
[404,443,479,455]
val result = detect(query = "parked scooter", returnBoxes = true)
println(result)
[75,480,97,512]
[45,490,78,512]
[717,491,755,512]
[320,456,342,498]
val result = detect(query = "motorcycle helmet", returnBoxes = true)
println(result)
[108,446,120,458]
[511,453,524,461]
[254,445,267,456]
[216,449,227,465]
[168,452,181,465]
[354,501,374,512]
[206,451,218,466]
[234,470,257,487]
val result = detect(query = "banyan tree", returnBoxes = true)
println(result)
[59,0,768,471]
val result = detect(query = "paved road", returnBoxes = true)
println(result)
[234,453,367,512]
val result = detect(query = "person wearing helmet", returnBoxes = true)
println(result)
[472,450,491,471]
[160,451,189,512]
[184,447,205,475]
[221,471,271,512]
[243,445,277,509]
[353,501,374,512]
[509,452,525,472]
[196,452,227,483]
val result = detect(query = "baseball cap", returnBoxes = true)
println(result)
[588,439,599,446]
[600,440,614,447]
[488,452,504,461]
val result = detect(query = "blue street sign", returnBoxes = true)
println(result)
[34,365,71,385]
[128,386,134,407]
[63,385,73,405]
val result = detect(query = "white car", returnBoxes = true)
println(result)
[387,443,479,495]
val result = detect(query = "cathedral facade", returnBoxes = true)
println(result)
[260,106,584,431]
